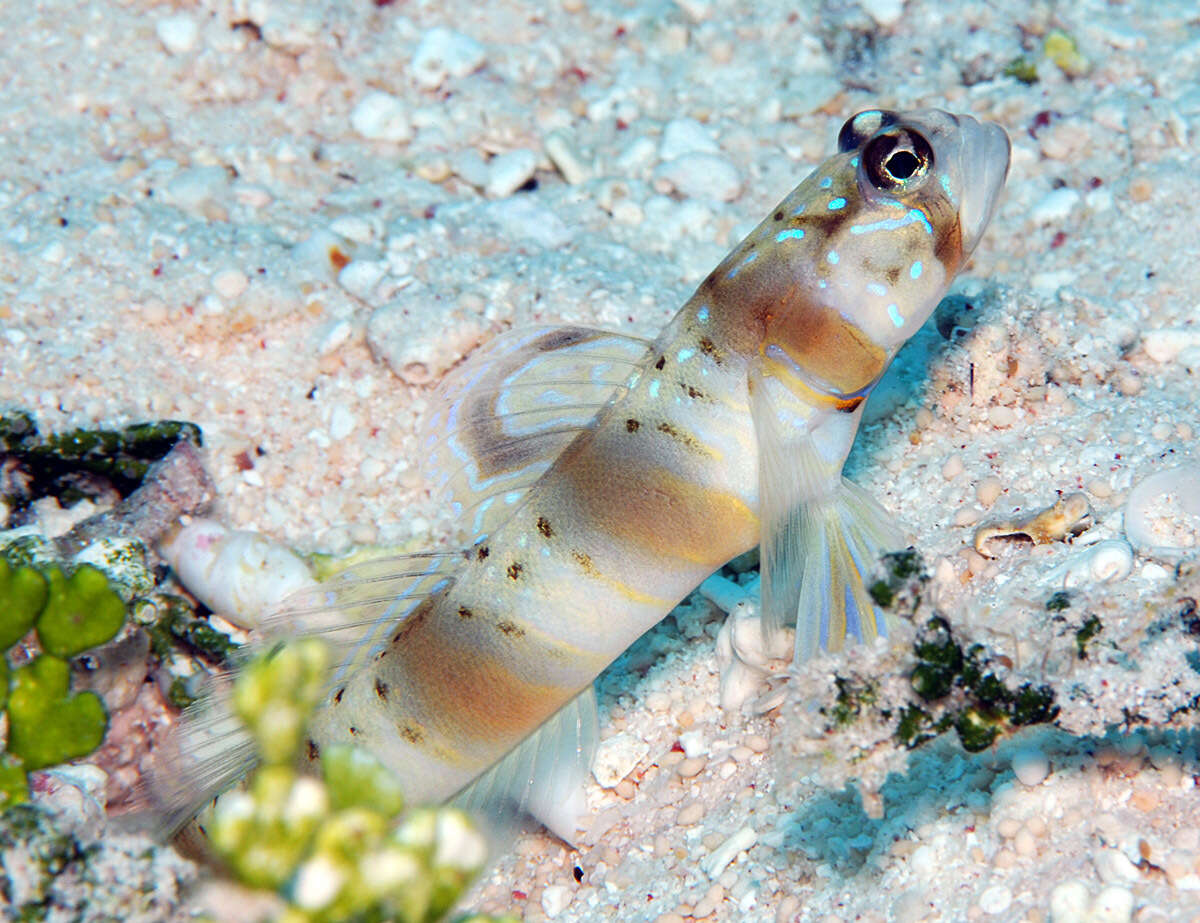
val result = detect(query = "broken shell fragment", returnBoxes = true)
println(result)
[1045,539,1134,589]
[973,492,1093,559]
[1124,465,1200,561]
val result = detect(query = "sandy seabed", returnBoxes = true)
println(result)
[3,0,1200,920]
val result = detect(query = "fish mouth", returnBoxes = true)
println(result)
[953,113,1011,255]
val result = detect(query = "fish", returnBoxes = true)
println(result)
[160,109,1010,842]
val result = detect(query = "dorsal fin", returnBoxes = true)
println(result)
[420,326,652,543]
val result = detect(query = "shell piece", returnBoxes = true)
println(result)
[1124,465,1200,561]
[973,492,1093,559]
[159,519,317,628]
[1044,539,1134,589]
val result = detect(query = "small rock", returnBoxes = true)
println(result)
[1011,747,1050,786]
[859,0,905,26]
[485,149,538,199]
[211,269,249,300]
[676,801,704,826]
[653,152,741,202]
[977,884,1012,915]
[676,756,707,778]
[411,27,486,89]
[165,166,230,212]
[701,825,756,877]
[659,117,720,161]
[541,884,572,918]
[350,91,413,143]
[338,259,389,301]
[545,131,591,184]
[1089,886,1134,923]
[156,14,200,55]
[1029,187,1081,224]
[488,198,573,248]
[1048,879,1091,923]
[592,732,650,788]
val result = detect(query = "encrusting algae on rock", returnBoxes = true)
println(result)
[155,109,1010,845]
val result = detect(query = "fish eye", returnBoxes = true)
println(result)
[863,128,934,191]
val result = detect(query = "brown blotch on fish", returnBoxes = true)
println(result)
[536,516,554,538]
[654,356,666,371]
[507,562,524,580]
[457,605,474,619]
[974,492,1093,559]
[657,421,705,452]
[773,210,784,221]
[680,382,705,400]
[497,620,526,638]
[349,726,359,736]
[626,418,641,433]
[333,686,345,705]
[476,545,490,560]
[306,738,320,761]
[572,549,600,576]
[400,723,424,744]
[375,678,389,700]
[698,337,723,364]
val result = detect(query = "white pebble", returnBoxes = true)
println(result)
[1142,328,1200,363]
[676,801,704,826]
[338,259,389,300]
[411,27,486,89]
[211,268,249,300]
[591,731,649,788]
[1048,539,1134,589]
[702,825,756,877]
[653,152,742,202]
[1090,886,1134,923]
[977,884,1012,915]
[329,404,357,440]
[541,884,572,918]
[329,215,381,244]
[678,729,706,759]
[350,91,413,143]
[316,319,353,356]
[659,117,720,161]
[156,14,199,55]
[859,0,905,26]
[942,454,964,480]
[293,856,345,911]
[165,165,230,211]
[485,149,538,199]
[1011,747,1050,786]
[1048,879,1091,923]
[544,131,591,185]
[1029,187,1081,224]
[987,405,1017,428]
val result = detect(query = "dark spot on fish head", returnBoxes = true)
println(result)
[477,545,490,560]
[458,606,474,619]
[626,418,640,432]
[773,210,784,221]
[375,678,390,700]
[536,516,554,538]
[507,562,524,580]
[400,724,423,744]
[306,738,320,761]
[334,687,345,705]
[654,356,666,371]
[497,620,526,638]
[349,726,359,736]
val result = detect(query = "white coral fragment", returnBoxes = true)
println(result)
[159,519,317,628]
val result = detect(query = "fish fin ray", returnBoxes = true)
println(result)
[451,684,598,845]
[421,325,651,542]
[750,365,903,660]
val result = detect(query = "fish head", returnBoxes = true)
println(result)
[821,107,1011,351]
[698,108,1010,405]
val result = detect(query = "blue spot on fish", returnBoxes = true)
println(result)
[820,176,833,188]
[791,203,806,217]
[726,250,758,280]
[887,304,904,328]
[910,261,923,280]
[828,197,846,211]
[827,250,839,265]
[775,228,805,242]
[649,379,660,399]
[850,156,859,167]
[867,282,887,296]
[697,306,710,322]
[676,347,695,363]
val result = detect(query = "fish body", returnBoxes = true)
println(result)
[173,110,1010,839]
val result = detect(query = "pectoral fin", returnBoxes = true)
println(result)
[751,367,904,663]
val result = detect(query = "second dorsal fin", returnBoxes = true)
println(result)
[420,325,652,543]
